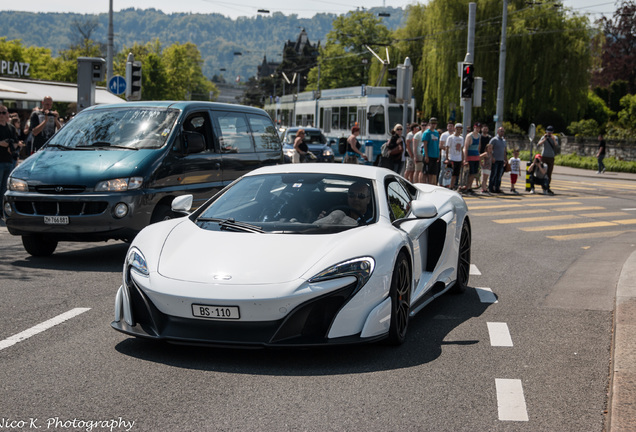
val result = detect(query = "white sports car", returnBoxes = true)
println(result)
[111,164,471,347]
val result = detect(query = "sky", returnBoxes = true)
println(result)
[0,0,619,20]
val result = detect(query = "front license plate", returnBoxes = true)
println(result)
[192,304,240,320]
[44,216,69,225]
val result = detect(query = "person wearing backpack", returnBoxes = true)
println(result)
[344,126,367,164]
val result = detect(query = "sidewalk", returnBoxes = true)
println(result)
[551,164,636,182]
[550,164,636,431]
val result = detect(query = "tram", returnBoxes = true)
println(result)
[264,85,415,162]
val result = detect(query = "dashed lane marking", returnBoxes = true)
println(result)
[487,322,513,347]
[475,287,498,304]
[496,379,529,421]
[0,308,91,352]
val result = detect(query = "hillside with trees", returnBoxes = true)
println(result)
[0,7,405,82]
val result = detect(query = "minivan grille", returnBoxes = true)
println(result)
[34,185,86,194]
[14,200,108,216]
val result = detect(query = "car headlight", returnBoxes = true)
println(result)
[126,247,149,276]
[309,257,375,289]
[95,177,143,192]
[8,177,28,192]
[323,148,334,157]
[284,148,295,158]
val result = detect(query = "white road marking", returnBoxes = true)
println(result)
[496,378,529,421]
[470,264,481,275]
[487,322,513,347]
[475,287,498,303]
[0,308,91,352]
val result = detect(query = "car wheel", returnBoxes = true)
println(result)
[387,252,411,345]
[22,235,58,257]
[450,220,471,294]
[150,205,178,224]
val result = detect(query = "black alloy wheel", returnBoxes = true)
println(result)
[451,220,471,294]
[387,252,411,345]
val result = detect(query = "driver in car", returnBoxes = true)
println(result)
[316,181,373,225]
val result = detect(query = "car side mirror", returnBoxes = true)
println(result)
[411,200,438,218]
[172,194,193,214]
[182,131,206,154]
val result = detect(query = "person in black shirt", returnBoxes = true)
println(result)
[596,134,606,174]
[28,96,60,155]
[0,105,22,196]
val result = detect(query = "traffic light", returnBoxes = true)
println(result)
[461,63,474,99]
[473,77,486,107]
[126,60,142,101]
[387,68,398,87]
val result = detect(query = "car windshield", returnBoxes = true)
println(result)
[47,107,180,150]
[285,130,326,145]
[195,173,377,234]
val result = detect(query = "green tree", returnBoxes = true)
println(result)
[617,94,636,131]
[393,0,593,127]
[306,11,392,90]
[162,42,217,101]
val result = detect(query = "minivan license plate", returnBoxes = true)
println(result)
[192,304,240,320]
[44,216,69,225]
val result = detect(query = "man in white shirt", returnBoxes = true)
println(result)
[412,123,425,183]
[445,123,464,190]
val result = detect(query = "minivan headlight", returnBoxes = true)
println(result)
[95,177,143,192]
[8,177,28,192]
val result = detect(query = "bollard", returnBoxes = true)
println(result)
[525,161,532,192]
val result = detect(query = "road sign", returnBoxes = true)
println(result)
[109,75,126,95]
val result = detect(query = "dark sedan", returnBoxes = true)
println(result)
[281,127,335,163]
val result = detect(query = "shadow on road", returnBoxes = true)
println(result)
[9,242,129,273]
[114,286,492,375]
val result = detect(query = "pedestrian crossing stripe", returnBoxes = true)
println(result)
[548,230,636,241]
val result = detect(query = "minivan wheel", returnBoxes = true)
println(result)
[22,235,58,257]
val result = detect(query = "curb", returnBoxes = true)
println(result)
[609,249,636,431]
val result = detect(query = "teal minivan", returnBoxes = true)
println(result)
[3,101,282,256]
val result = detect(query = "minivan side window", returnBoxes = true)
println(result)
[212,111,254,154]
[181,112,214,152]
[248,114,281,152]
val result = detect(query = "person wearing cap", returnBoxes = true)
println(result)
[422,117,440,185]
[462,122,482,194]
[538,125,557,194]
[528,154,550,194]
[487,126,507,194]
[445,123,464,190]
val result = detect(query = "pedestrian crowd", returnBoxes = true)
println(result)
[332,116,561,196]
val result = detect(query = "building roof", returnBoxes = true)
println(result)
[0,77,123,104]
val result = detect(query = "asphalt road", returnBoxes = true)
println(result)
[1,167,635,431]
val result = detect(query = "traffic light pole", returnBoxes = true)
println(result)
[495,0,508,131]
[462,3,476,139]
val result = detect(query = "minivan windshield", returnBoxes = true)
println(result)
[48,107,180,150]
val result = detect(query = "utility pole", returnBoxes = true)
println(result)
[495,0,508,131]
[462,3,476,139]
[106,0,114,86]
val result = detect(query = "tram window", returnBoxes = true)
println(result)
[388,106,404,129]
[348,106,357,130]
[339,107,347,130]
[332,111,339,130]
[367,105,385,135]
